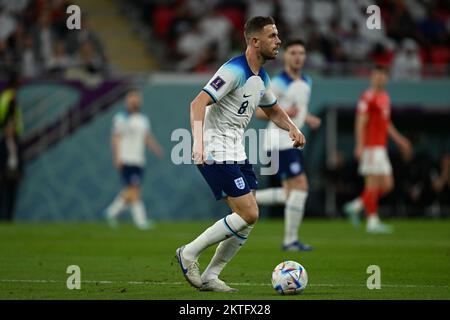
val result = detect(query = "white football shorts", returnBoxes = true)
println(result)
[358,147,392,176]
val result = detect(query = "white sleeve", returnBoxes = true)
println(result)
[270,80,284,100]
[357,95,369,113]
[202,65,239,103]
[112,114,125,134]
[145,117,152,134]
[259,78,277,108]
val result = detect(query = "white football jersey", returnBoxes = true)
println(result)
[263,71,312,151]
[112,111,151,166]
[202,54,277,162]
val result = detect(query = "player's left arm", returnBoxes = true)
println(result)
[146,133,164,158]
[260,103,306,148]
[255,105,299,120]
[388,122,412,158]
[259,76,305,148]
[255,107,269,120]
[305,112,321,130]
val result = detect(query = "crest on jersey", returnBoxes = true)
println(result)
[234,177,246,190]
[210,76,226,91]
[290,162,301,174]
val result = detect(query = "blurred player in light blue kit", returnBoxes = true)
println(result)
[175,16,306,292]
[255,39,321,251]
[105,89,163,230]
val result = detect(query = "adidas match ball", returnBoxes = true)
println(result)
[271,261,308,295]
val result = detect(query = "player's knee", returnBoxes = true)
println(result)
[288,175,308,192]
[123,190,132,203]
[297,178,308,191]
[125,186,140,203]
[239,201,259,225]
[243,209,259,225]
[384,180,394,194]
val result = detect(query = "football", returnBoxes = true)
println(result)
[272,261,308,295]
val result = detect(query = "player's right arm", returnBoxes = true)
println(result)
[354,113,367,161]
[111,133,122,170]
[305,113,321,130]
[111,114,123,170]
[192,64,239,164]
[190,91,213,164]
[354,94,369,161]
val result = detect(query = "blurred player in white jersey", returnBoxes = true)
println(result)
[255,39,321,251]
[175,16,306,292]
[105,89,163,230]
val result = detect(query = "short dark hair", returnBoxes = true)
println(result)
[284,39,306,50]
[127,88,140,94]
[244,16,275,41]
[373,64,389,73]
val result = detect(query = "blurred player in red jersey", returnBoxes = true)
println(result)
[343,65,412,234]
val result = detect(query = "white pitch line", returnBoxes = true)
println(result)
[0,279,448,289]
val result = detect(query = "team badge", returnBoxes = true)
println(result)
[234,177,246,190]
[210,76,226,91]
[290,162,301,174]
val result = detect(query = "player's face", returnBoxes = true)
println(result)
[126,92,142,112]
[371,70,388,89]
[285,44,306,71]
[257,24,281,60]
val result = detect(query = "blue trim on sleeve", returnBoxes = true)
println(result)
[272,71,292,91]
[223,217,247,240]
[113,111,129,123]
[301,74,313,88]
[202,88,217,103]
[280,71,294,86]
[259,99,277,108]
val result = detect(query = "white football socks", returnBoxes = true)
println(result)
[284,190,308,245]
[367,215,380,228]
[183,212,249,262]
[201,224,254,282]
[255,187,286,205]
[130,201,148,227]
[106,192,127,218]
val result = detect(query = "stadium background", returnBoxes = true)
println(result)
[1,0,449,222]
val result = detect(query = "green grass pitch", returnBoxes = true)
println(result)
[0,218,449,300]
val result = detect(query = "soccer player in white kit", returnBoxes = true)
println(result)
[175,16,306,292]
[105,90,163,230]
[255,39,321,251]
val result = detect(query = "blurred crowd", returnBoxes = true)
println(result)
[0,0,108,79]
[2,0,450,77]
[133,0,450,76]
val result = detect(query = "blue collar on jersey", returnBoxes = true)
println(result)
[279,70,311,86]
[225,54,270,87]
[121,110,141,118]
